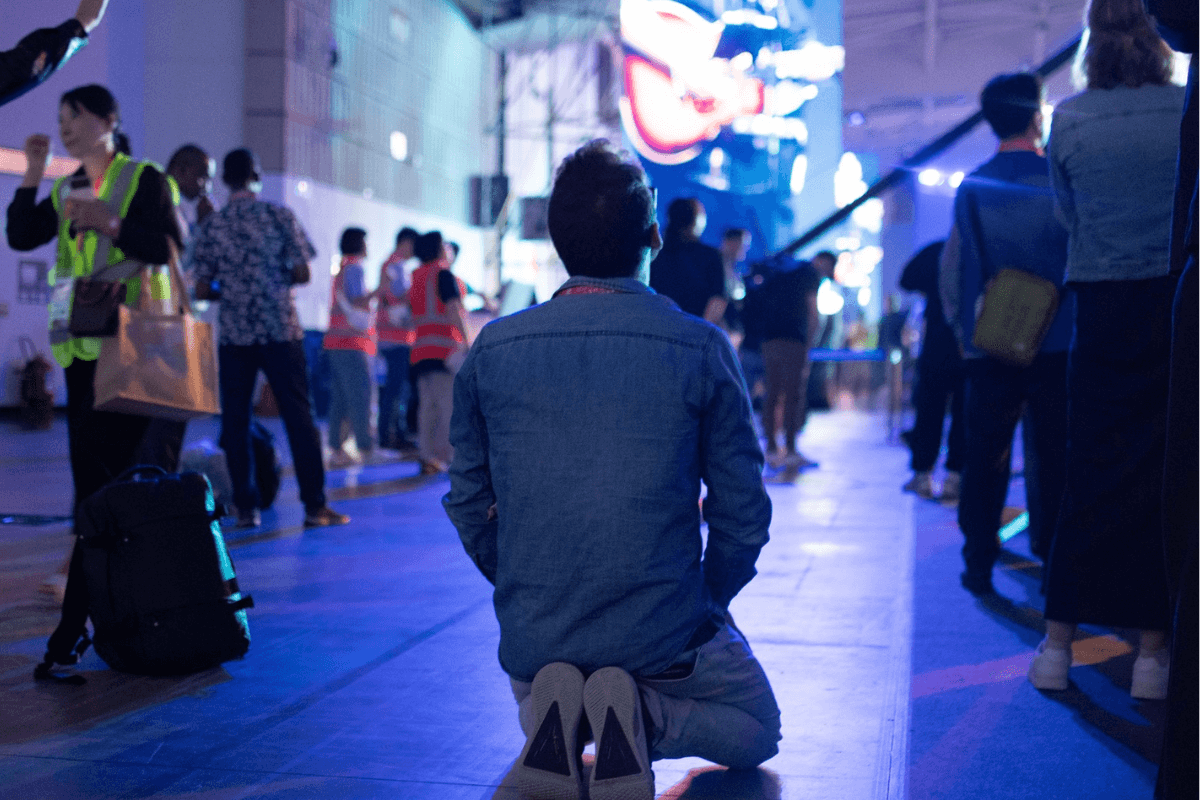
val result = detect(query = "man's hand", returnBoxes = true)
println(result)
[291,262,311,285]
[74,0,109,34]
[21,134,51,187]
[196,195,215,222]
[62,197,115,233]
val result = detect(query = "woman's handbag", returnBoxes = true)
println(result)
[68,277,128,337]
[92,241,221,420]
[66,219,146,338]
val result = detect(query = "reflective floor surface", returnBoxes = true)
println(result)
[0,410,913,799]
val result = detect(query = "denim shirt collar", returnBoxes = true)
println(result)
[553,275,656,298]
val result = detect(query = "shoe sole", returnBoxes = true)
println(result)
[518,663,585,800]
[584,667,653,800]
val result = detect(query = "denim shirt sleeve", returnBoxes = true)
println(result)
[1047,124,1077,232]
[698,330,772,608]
[443,349,499,583]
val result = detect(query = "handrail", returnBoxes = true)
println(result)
[772,32,1084,260]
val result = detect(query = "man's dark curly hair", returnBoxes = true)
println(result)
[547,140,656,278]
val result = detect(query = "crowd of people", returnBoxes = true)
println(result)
[893,1,1194,794]
[2,0,1195,796]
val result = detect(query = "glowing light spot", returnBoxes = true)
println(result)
[816,278,844,316]
[918,168,942,187]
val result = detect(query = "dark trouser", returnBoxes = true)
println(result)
[1158,259,1198,800]
[133,418,187,473]
[64,358,153,515]
[908,342,965,473]
[761,339,810,454]
[958,352,1067,577]
[378,345,411,447]
[218,341,326,514]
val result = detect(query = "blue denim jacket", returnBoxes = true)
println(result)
[1048,84,1186,282]
[443,276,772,683]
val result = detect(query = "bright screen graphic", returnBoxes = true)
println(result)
[620,0,842,166]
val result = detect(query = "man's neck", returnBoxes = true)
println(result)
[229,188,256,201]
[997,133,1043,155]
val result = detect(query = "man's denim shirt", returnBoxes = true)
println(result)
[443,276,772,683]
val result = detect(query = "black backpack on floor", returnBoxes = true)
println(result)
[35,467,254,681]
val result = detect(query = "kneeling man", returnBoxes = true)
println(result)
[444,140,780,800]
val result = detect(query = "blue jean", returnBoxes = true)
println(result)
[325,348,373,452]
[377,345,411,447]
[511,621,781,770]
[218,341,327,513]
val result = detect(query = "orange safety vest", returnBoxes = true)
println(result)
[323,256,376,355]
[376,252,415,347]
[409,259,466,364]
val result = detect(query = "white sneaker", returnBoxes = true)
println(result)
[1028,639,1071,691]
[1130,651,1169,700]
[584,667,654,800]
[517,662,585,800]
[902,471,934,499]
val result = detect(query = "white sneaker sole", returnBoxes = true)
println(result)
[518,663,585,800]
[584,667,653,800]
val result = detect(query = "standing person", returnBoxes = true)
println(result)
[165,144,215,232]
[719,227,751,336]
[444,140,779,800]
[0,0,108,107]
[899,241,965,503]
[1143,0,1198,794]
[376,227,418,451]
[1028,0,1184,699]
[323,227,376,467]
[754,253,830,469]
[939,72,1073,596]
[191,147,348,530]
[6,83,181,597]
[130,142,218,475]
[650,197,727,324]
[408,230,468,474]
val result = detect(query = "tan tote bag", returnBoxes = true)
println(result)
[93,241,221,420]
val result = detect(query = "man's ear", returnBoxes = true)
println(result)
[649,222,662,254]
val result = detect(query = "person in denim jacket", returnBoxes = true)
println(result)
[1029,0,1185,701]
[443,140,779,800]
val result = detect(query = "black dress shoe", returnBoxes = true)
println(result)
[960,570,995,596]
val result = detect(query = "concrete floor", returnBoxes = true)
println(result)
[0,410,913,799]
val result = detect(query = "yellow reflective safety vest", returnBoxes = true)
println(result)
[48,153,172,367]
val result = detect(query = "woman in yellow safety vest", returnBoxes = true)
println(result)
[6,83,182,515]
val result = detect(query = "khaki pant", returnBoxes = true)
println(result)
[761,338,810,454]
[417,369,455,466]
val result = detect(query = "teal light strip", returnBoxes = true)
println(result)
[999,511,1030,543]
